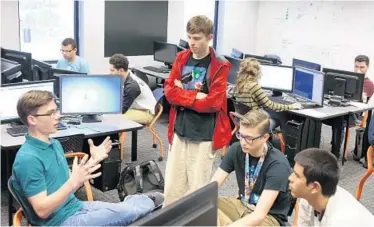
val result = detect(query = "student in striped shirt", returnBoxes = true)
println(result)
[233,58,302,132]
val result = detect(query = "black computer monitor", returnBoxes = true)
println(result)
[323,67,364,101]
[1,58,22,84]
[179,39,190,49]
[259,64,294,92]
[51,68,86,97]
[1,48,33,81]
[224,55,241,84]
[153,41,178,67]
[59,74,123,123]
[292,58,321,71]
[231,48,244,59]
[32,59,52,81]
[0,80,55,123]
[244,53,277,65]
[131,182,218,226]
[293,67,325,106]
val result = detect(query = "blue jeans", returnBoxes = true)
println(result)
[60,195,155,226]
[266,110,287,133]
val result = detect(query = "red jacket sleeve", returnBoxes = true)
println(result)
[164,53,198,107]
[191,66,230,113]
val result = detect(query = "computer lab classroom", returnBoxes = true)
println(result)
[1,0,374,226]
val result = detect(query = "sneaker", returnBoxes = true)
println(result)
[144,191,164,210]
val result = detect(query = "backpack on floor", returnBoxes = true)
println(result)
[352,127,365,161]
[117,160,164,201]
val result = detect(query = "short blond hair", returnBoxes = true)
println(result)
[17,90,56,125]
[186,15,213,36]
[239,109,270,135]
[234,58,261,94]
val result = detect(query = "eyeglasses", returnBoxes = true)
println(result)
[236,131,264,144]
[33,109,60,119]
[60,49,74,53]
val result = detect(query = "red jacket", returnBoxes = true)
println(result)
[164,47,232,151]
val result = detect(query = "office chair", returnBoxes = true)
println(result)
[10,152,94,226]
[131,67,149,85]
[355,145,373,200]
[55,134,85,153]
[119,89,165,161]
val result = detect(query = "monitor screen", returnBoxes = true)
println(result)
[1,58,22,83]
[293,67,325,106]
[225,55,241,84]
[153,41,178,65]
[1,48,33,81]
[0,81,55,122]
[292,58,321,71]
[60,75,123,115]
[231,48,244,59]
[259,65,294,92]
[244,54,277,65]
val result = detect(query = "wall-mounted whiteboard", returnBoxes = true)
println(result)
[255,1,374,77]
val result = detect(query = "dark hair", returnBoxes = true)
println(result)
[355,55,370,66]
[294,148,339,197]
[61,38,77,49]
[109,54,129,71]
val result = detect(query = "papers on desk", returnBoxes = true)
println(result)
[292,109,329,118]
[349,101,374,109]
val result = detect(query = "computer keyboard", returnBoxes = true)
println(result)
[143,66,170,74]
[7,122,67,137]
[269,96,294,105]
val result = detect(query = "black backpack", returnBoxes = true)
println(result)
[117,160,164,201]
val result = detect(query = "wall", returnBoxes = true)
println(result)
[1,0,20,50]
[81,0,185,74]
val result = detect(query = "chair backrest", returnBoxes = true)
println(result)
[132,68,149,85]
[231,98,252,116]
[8,176,42,225]
[55,134,85,153]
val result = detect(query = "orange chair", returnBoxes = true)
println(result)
[120,103,164,161]
[10,152,94,226]
[355,146,373,200]
[344,112,368,159]
[221,112,240,156]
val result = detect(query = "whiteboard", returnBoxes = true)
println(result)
[255,1,374,79]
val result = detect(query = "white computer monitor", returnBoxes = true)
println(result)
[59,74,123,122]
[0,80,55,122]
[293,67,325,106]
[259,65,294,92]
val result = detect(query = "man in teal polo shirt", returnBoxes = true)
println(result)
[56,38,90,73]
[12,90,163,226]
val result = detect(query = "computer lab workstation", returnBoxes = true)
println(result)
[225,48,374,165]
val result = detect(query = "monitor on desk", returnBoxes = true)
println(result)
[323,67,364,102]
[153,41,179,68]
[1,58,22,84]
[32,59,52,81]
[131,182,218,226]
[59,74,123,123]
[244,53,277,65]
[179,39,189,49]
[259,64,294,92]
[293,67,325,106]
[224,55,241,85]
[1,48,33,81]
[292,58,321,71]
[0,80,55,123]
[231,48,244,59]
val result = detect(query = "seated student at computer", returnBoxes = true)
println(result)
[211,110,292,226]
[12,90,163,226]
[56,38,89,73]
[234,58,302,132]
[109,54,156,124]
[289,148,374,226]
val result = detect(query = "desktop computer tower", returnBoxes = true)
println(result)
[284,120,304,167]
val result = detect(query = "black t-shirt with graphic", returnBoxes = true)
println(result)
[174,54,216,141]
[219,142,292,225]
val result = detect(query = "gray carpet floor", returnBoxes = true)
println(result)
[1,114,373,225]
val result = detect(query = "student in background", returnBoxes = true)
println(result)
[289,148,374,226]
[211,110,292,226]
[234,58,302,133]
[108,54,156,125]
[163,15,232,205]
[12,90,163,226]
[355,55,374,101]
[56,38,90,73]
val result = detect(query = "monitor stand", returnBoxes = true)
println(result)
[272,91,282,97]
[82,114,102,123]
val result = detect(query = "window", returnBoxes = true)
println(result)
[18,0,77,61]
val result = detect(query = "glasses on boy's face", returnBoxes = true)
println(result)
[60,49,74,53]
[236,131,264,144]
[32,109,60,119]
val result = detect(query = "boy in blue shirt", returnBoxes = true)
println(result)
[56,38,90,73]
[12,90,163,226]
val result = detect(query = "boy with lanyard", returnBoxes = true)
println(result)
[211,109,292,226]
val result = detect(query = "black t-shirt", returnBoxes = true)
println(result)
[174,54,216,141]
[219,142,292,225]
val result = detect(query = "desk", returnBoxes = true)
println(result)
[1,114,143,225]
[132,65,170,80]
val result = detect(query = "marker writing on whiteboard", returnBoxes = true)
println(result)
[286,8,289,20]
